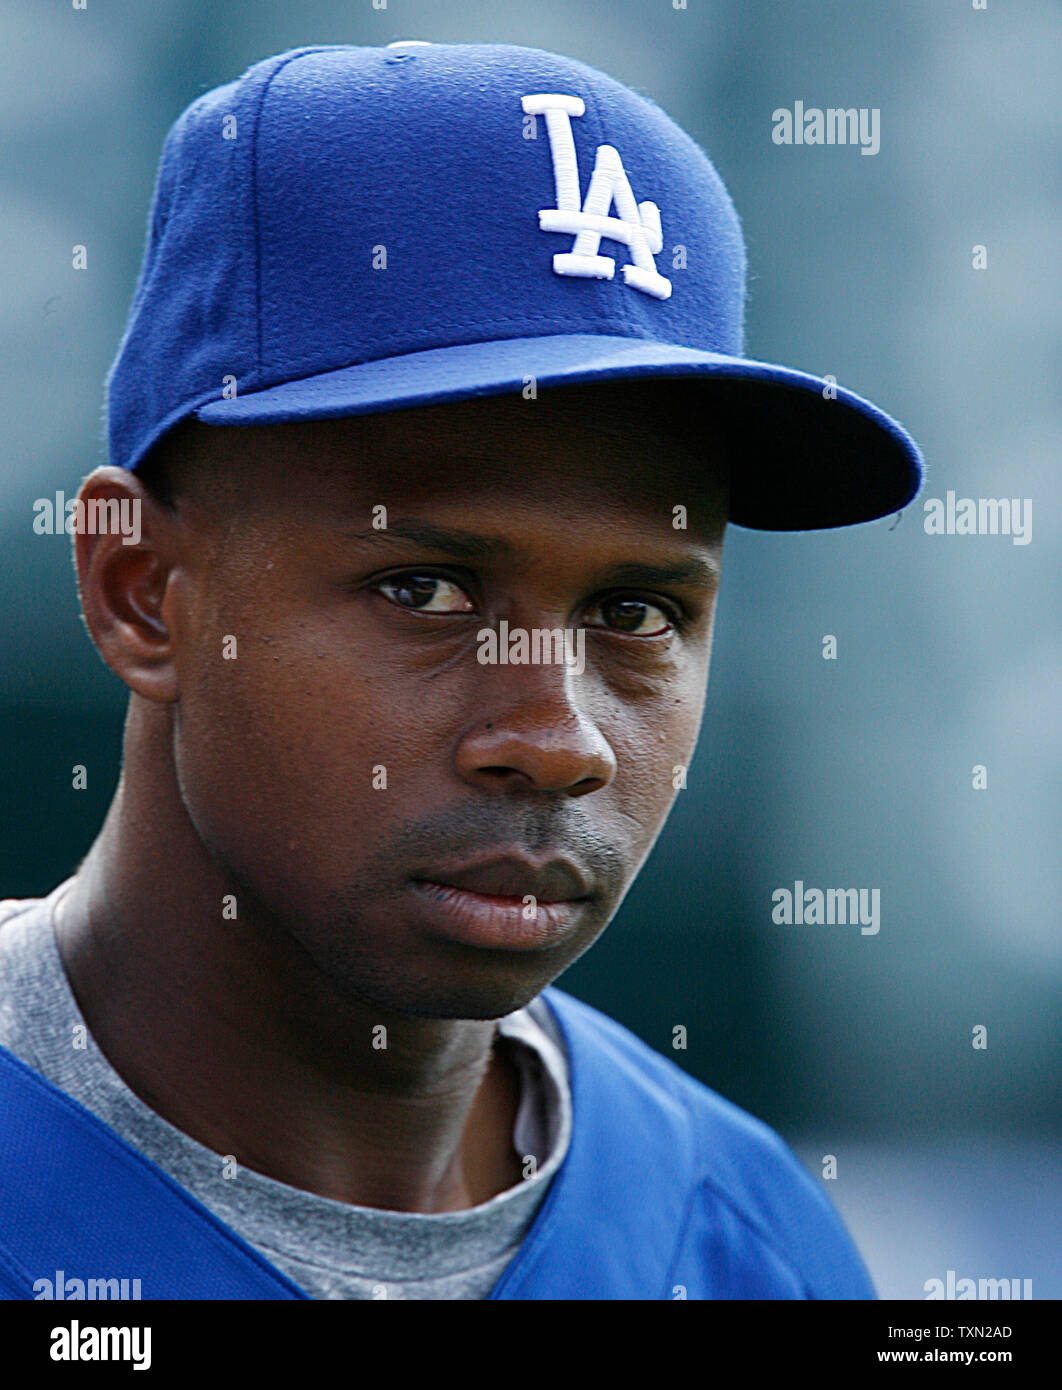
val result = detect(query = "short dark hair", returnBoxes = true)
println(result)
[134,437,176,508]
[132,417,209,510]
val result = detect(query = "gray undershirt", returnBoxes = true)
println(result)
[0,883,573,1300]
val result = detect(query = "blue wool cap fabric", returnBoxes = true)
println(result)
[104,41,924,530]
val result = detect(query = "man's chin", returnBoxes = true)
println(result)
[316,951,557,1022]
[343,969,552,1023]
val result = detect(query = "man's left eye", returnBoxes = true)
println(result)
[375,574,475,613]
[585,596,674,636]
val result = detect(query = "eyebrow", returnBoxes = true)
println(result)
[341,520,720,587]
[597,558,719,587]
[341,521,516,564]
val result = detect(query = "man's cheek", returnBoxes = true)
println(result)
[603,741,678,844]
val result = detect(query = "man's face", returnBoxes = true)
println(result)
[159,383,728,1019]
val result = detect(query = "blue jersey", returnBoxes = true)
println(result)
[0,985,873,1300]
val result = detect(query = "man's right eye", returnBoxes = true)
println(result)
[374,574,476,614]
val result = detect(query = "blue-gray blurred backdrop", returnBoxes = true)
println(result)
[1,0,1059,1299]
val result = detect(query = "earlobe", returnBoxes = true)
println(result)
[74,467,181,704]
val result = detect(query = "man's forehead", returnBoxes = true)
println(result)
[321,409,728,540]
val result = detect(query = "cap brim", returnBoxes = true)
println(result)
[196,334,923,531]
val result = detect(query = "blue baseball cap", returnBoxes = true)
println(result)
[104,40,924,530]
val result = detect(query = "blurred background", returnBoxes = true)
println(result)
[1,1,1058,1298]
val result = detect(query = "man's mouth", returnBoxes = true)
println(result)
[411,853,593,905]
[408,853,594,951]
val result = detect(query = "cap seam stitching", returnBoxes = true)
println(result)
[249,48,338,391]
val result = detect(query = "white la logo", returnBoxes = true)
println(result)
[522,93,672,300]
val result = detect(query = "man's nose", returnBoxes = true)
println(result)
[454,673,617,797]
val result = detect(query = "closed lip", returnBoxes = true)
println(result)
[411,854,592,904]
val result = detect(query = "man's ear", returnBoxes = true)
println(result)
[73,467,183,703]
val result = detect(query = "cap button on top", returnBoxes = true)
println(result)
[384,40,433,56]
[384,40,432,64]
